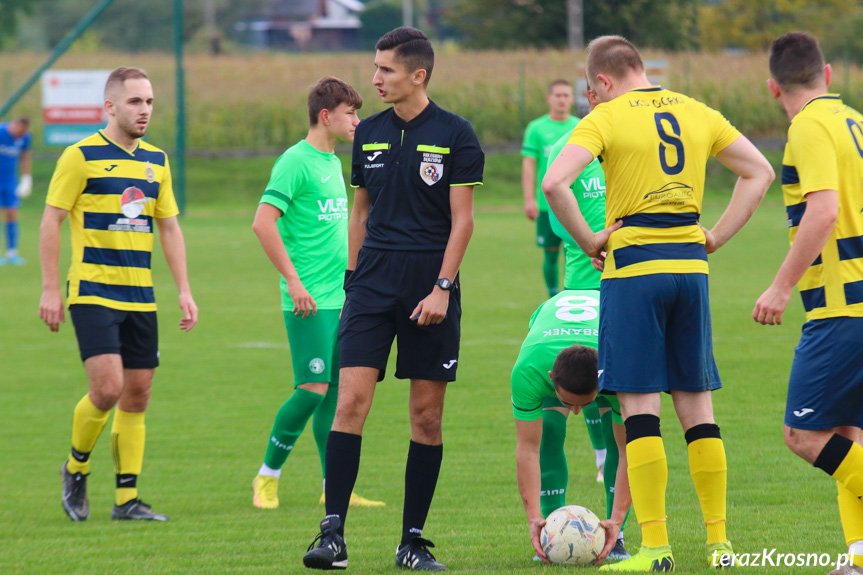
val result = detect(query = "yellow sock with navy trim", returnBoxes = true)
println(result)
[111,410,146,506]
[838,481,863,568]
[627,434,669,548]
[686,424,728,545]
[833,441,863,500]
[68,394,110,475]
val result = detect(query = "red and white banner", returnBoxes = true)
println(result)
[41,70,111,146]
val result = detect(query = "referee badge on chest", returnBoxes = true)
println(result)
[144,162,156,183]
[419,150,444,186]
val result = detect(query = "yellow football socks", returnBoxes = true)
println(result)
[67,394,110,475]
[111,409,146,505]
[838,481,863,568]
[627,435,669,548]
[688,437,728,544]
[833,442,863,501]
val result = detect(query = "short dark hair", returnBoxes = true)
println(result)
[12,115,29,128]
[104,66,149,100]
[308,76,363,126]
[550,345,598,396]
[547,79,573,94]
[375,27,434,86]
[585,35,644,84]
[769,32,825,91]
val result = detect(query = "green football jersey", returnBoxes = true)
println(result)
[546,132,607,290]
[511,290,600,421]
[521,114,579,211]
[260,139,348,311]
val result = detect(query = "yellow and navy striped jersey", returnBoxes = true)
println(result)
[46,130,178,311]
[566,87,741,279]
[782,94,863,321]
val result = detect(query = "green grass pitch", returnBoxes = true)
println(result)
[0,153,847,574]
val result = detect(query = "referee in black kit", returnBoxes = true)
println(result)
[303,26,484,572]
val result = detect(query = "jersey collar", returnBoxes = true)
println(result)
[629,85,663,93]
[391,99,437,129]
[98,129,141,156]
[801,93,841,111]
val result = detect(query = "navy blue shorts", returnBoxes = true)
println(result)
[69,304,159,369]
[339,248,461,382]
[785,316,863,430]
[598,273,721,393]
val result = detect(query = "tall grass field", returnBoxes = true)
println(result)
[4,49,863,152]
[0,151,850,574]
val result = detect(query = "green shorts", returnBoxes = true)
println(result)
[283,308,340,387]
[541,393,622,425]
[536,210,562,250]
[595,394,623,425]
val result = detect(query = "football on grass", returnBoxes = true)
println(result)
[540,505,606,565]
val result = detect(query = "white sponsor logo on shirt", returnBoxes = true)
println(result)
[317,198,348,221]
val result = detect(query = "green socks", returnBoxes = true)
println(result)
[540,409,568,517]
[263,387,325,470]
[543,248,560,296]
[583,400,606,452]
[312,383,338,477]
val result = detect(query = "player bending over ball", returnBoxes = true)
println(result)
[512,290,633,565]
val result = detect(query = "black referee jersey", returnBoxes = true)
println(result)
[351,100,484,252]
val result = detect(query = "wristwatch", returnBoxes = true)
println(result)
[435,278,453,291]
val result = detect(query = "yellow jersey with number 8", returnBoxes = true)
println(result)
[566,87,740,279]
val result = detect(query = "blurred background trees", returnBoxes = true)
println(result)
[1,0,862,62]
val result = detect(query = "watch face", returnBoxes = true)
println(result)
[437,278,452,290]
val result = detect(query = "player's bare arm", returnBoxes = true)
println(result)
[704,136,774,253]
[515,417,550,563]
[522,156,539,220]
[753,189,837,326]
[252,203,317,318]
[542,144,620,257]
[411,185,474,326]
[347,187,370,271]
[38,204,69,332]
[595,420,631,564]
[156,215,198,331]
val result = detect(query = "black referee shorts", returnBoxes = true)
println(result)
[339,248,461,382]
[69,304,159,369]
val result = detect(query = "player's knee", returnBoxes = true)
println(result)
[333,397,371,431]
[120,386,152,412]
[783,425,818,461]
[90,384,123,411]
[410,410,443,442]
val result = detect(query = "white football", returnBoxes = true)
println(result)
[540,505,606,565]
